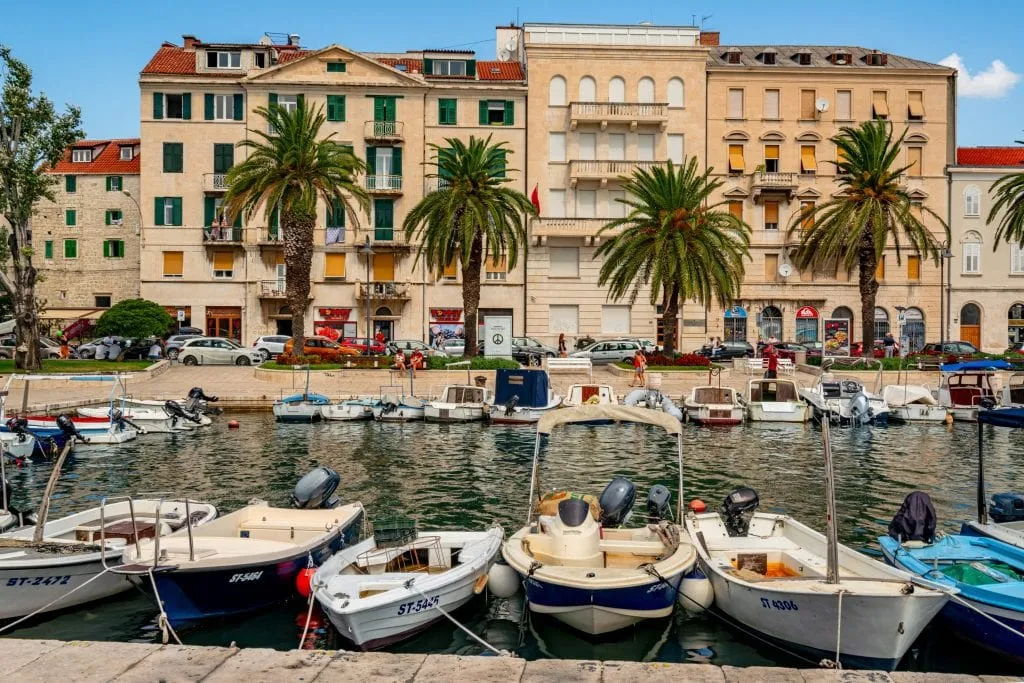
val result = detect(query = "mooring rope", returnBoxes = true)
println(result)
[147,567,182,645]
[403,576,509,656]
[0,567,114,635]
[298,553,317,649]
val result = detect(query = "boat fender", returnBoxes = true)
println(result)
[623,389,648,406]
[296,567,316,598]
[486,560,520,598]
[679,567,714,612]
[473,573,489,595]
[660,395,684,421]
[688,499,707,513]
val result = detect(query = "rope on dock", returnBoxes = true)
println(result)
[403,577,510,657]
[0,567,114,635]
[819,589,848,669]
[147,567,182,645]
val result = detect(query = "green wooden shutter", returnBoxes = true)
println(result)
[65,175,76,193]
[65,209,75,226]
[479,100,488,125]
[154,198,164,226]
[44,241,52,259]
[392,147,402,176]
[336,199,345,227]
[327,95,345,121]
[105,210,111,226]
[385,96,396,120]
[338,95,346,121]
[153,92,163,119]
[103,240,110,258]
[269,93,278,108]
[64,240,77,258]
[423,58,434,75]
[503,100,514,126]
[466,60,476,78]
[373,97,386,122]
[204,94,215,120]
[366,147,376,175]
[270,206,279,231]
[116,240,124,257]
[204,197,215,226]
[233,94,243,120]
[233,211,242,228]
[327,62,346,72]
[105,176,111,191]
[171,197,182,226]
[182,93,192,120]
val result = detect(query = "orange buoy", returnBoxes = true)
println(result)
[296,567,316,598]
[689,499,708,513]
[295,611,322,629]
[228,419,240,429]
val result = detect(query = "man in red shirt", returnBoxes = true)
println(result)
[764,344,778,379]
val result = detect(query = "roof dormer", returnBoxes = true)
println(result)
[864,50,888,67]
[793,49,812,66]
[724,48,742,65]
[829,50,852,66]
[758,48,778,65]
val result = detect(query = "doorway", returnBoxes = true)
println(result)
[373,307,393,342]
[960,303,981,348]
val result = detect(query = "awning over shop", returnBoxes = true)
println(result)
[40,308,104,320]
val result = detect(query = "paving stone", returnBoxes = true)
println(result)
[113,644,237,682]
[723,665,805,683]
[800,670,894,683]
[201,647,335,683]
[978,676,1021,683]
[318,652,427,682]
[602,661,726,682]
[891,674,980,683]
[413,654,526,682]
[11,640,162,683]
[520,658,601,682]
[0,638,67,676]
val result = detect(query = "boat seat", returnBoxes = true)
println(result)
[703,536,801,552]
[597,539,666,556]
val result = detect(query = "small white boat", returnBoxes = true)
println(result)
[424,385,493,423]
[882,385,948,423]
[800,376,890,425]
[0,430,36,460]
[373,394,426,422]
[563,383,617,407]
[24,416,138,445]
[273,392,330,423]
[322,398,377,422]
[684,386,744,426]
[314,527,503,649]
[77,406,179,434]
[1001,371,1024,408]
[936,360,1010,422]
[489,369,562,425]
[745,378,810,423]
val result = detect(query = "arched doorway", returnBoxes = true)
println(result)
[794,306,819,343]
[904,307,925,352]
[873,307,890,342]
[960,303,981,348]
[758,305,783,342]
[373,306,394,342]
[275,304,292,336]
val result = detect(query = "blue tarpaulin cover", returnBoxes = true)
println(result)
[978,407,1024,429]
[495,368,549,407]
[940,359,1014,372]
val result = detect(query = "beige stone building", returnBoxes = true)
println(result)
[34,139,142,329]
[947,146,1024,352]
[138,33,525,343]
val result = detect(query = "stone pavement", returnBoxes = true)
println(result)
[0,639,1016,683]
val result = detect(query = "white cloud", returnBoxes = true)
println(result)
[939,53,1021,98]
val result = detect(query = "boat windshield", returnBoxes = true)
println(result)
[443,386,484,403]
[750,381,797,402]
[693,387,734,404]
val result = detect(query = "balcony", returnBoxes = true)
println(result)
[356,282,411,301]
[258,280,288,299]
[202,226,243,245]
[258,228,283,248]
[750,172,798,201]
[364,120,404,142]
[424,178,452,194]
[569,160,661,187]
[569,102,668,131]
[366,175,403,195]
[203,173,229,192]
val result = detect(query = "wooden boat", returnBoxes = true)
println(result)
[424,385,492,423]
[881,385,948,423]
[745,378,810,423]
[936,360,1010,422]
[684,386,744,426]
[488,369,562,425]
[313,527,503,649]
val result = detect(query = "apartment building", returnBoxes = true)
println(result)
[948,146,1024,352]
[34,139,141,325]
[138,33,526,343]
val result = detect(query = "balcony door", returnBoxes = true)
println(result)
[638,135,655,162]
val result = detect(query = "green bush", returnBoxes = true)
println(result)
[427,355,519,370]
[94,299,174,338]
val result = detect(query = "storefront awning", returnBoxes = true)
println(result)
[40,308,104,320]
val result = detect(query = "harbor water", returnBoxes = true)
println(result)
[3,415,1022,675]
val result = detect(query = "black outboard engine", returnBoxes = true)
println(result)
[164,400,203,425]
[185,387,221,415]
[55,413,86,445]
[990,493,1024,523]
[598,476,636,527]
[723,487,760,537]
[292,467,342,509]
[980,396,998,410]
[646,484,672,522]
[503,395,520,416]
[888,491,936,543]
[110,408,141,433]
[6,417,30,439]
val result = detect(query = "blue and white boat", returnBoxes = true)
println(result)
[502,405,702,635]
[488,368,562,425]
[321,397,378,422]
[273,392,330,422]
[960,405,1024,548]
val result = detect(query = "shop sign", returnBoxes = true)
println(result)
[724,306,747,319]
[317,308,352,321]
[796,306,819,319]
[430,308,463,322]
[823,318,851,357]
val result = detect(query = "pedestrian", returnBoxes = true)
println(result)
[375,328,385,348]
[57,334,69,360]
[147,339,162,360]
[629,349,647,387]
[883,332,896,358]
[711,336,722,359]
[394,349,407,373]
[557,333,568,358]
[409,348,424,378]
[764,344,778,379]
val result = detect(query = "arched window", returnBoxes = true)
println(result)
[964,185,981,217]
[758,305,783,341]
[375,306,393,317]
[578,76,596,102]
[637,77,655,104]
[873,307,890,341]
[667,78,685,108]
[963,230,982,274]
[1009,303,1024,346]
[548,75,566,106]
[961,303,981,326]
[904,307,925,352]
[608,77,625,103]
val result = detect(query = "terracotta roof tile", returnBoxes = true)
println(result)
[377,57,424,74]
[141,45,196,75]
[956,147,1024,167]
[277,48,309,63]
[49,139,140,175]
[476,60,523,81]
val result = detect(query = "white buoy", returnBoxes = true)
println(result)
[487,560,520,598]
[679,567,714,612]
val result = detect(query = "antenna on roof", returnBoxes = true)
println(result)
[702,14,713,28]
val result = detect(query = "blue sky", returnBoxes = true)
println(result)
[5,0,1022,146]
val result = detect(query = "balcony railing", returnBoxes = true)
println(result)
[424,178,452,194]
[532,217,621,239]
[258,280,287,298]
[364,120,404,140]
[750,172,798,200]
[366,175,403,193]
[259,228,283,245]
[202,226,243,243]
[203,173,229,192]
[569,160,661,185]
[356,282,410,300]
[569,102,668,129]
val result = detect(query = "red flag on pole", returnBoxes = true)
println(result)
[530,184,541,214]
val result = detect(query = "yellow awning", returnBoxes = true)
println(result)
[908,91,924,119]
[486,255,507,273]
[764,201,779,223]
[907,255,920,280]
[324,253,346,278]
[728,201,743,220]
[213,251,233,271]
[764,145,779,160]
[872,92,889,118]
[801,146,817,173]
[41,308,103,321]
[728,145,745,172]
[373,253,395,281]
[163,251,183,277]
[443,258,458,279]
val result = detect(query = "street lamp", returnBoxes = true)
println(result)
[939,245,953,342]
[122,190,142,237]
[360,236,374,343]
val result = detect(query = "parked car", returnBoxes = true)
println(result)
[609,338,658,354]
[387,339,444,357]
[162,334,203,360]
[849,341,898,358]
[0,336,66,360]
[177,337,263,366]
[341,337,388,355]
[438,338,467,357]
[920,341,979,357]
[283,336,359,362]
[166,327,203,338]
[512,337,558,358]
[695,341,754,360]
[756,341,813,362]
[570,340,643,364]
[253,335,291,361]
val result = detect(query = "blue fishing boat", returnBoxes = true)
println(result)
[488,368,562,424]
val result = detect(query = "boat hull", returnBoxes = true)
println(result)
[0,433,36,459]
[0,554,131,620]
[686,407,744,426]
[372,405,424,422]
[321,403,375,422]
[888,405,949,423]
[747,403,810,423]
[423,405,485,423]
[273,404,323,423]
[960,521,1024,549]
[488,406,559,425]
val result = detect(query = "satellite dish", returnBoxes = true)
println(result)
[498,48,512,62]
[815,98,830,113]
[505,37,517,51]
[778,263,793,278]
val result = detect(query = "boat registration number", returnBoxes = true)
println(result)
[6,575,72,587]
[760,598,799,611]
[228,571,264,584]
[397,596,439,615]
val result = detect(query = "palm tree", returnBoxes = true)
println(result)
[404,136,536,357]
[222,100,368,349]
[786,120,947,357]
[595,158,751,356]
[987,135,1024,246]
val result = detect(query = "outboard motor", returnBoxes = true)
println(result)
[292,467,342,509]
[980,396,998,411]
[888,491,937,543]
[723,487,760,537]
[990,493,1024,523]
[598,476,636,527]
[503,395,520,417]
[164,400,203,425]
[646,484,672,522]
[110,408,142,433]
[848,392,873,425]
[6,417,30,440]
[185,387,221,415]
[55,413,86,445]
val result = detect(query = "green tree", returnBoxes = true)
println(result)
[94,298,174,338]
[987,134,1024,247]
[595,158,750,356]
[404,136,535,356]
[787,120,947,356]
[0,46,83,370]
[222,100,368,349]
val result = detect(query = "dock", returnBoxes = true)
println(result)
[0,639,1015,682]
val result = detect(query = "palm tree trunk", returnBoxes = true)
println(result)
[462,233,483,358]
[283,209,315,351]
[662,284,680,356]
[858,232,880,359]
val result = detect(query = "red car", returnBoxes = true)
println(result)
[849,341,898,358]
[341,337,387,355]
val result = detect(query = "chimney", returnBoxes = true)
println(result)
[699,31,720,47]
[182,34,200,49]
[288,33,301,47]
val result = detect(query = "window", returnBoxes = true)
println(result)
[106,175,121,191]
[275,94,299,114]
[796,51,812,66]
[637,77,655,103]
[549,133,566,162]
[154,197,183,226]
[668,78,684,108]
[964,185,981,217]
[763,89,780,119]
[442,258,458,280]
[726,49,742,65]
[71,148,92,163]
[549,76,566,106]
[728,144,745,173]
[728,201,743,221]
[836,90,852,120]
[874,307,890,341]
[165,93,186,119]
[963,232,982,273]
[762,51,777,66]
[65,175,76,193]
[326,198,346,244]
[214,143,234,173]
[577,133,596,161]
[324,253,346,279]
[876,256,885,280]
[94,295,112,308]
[372,253,395,281]
[607,190,626,218]
[800,89,816,119]
[668,134,684,164]
[479,100,513,126]
[373,198,394,240]
[548,189,566,218]
[577,190,596,218]
[105,209,123,225]
[872,91,889,119]
[103,240,125,258]
[163,142,183,173]
[65,209,76,226]
[764,253,779,281]
[254,53,266,68]
[602,305,630,334]
[578,76,596,102]
[800,145,817,174]
[764,144,779,173]
[64,239,77,259]
[207,51,241,69]
[908,91,924,120]
[764,201,779,230]
[431,60,467,76]
[607,133,625,161]
[119,146,133,161]
[907,255,921,281]
[162,251,184,278]
[1013,245,1024,275]
[549,304,579,334]
[638,134,655,162]
[800,201,815,231]
[836,144,849,171]
[205,93,240,121]
[44,240,53,259]
[486,254,507,281]
[326,61,346,73]
[608,77,625,103]
[907,147,922,177]
[727,88,744,119]
[437,98,456,125]
[213,251,234,278]
[549,247,579,277]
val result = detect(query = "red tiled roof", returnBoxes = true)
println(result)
[957,147,1024,167]
[49,139,140,175]
[277,48,308,63]
[378,58,424,74]
[476,60,523,81]
[141,44,196,74]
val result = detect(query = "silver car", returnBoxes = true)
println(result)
[253,335,290,361]
[389,339,445,357]
[178,337,262,366]
[570,340,642,365]
[512,337,558,358]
